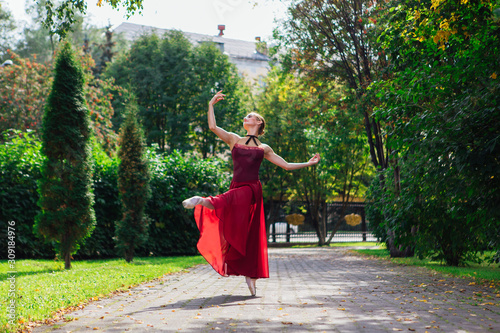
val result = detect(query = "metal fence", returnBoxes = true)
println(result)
[265,201,377,244]
[268,231,377,244]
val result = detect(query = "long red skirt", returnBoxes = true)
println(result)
[194,180,269,279]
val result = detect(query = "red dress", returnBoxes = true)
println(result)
[194,143,269,279]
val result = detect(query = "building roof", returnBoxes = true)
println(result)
[113,22,269,62]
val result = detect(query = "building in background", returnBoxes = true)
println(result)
[114,22,270,84]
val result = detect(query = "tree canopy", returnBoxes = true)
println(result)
[41,0,144,37]
[34,41,96,269]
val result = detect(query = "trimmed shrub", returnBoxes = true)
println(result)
[0,130,54,258]
[0,131,230,259]
[35,41,95,269]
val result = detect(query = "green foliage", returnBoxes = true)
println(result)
[189,42,244,157]
[0,129,229,259]
[35,41,96,269]
[77,139,121,258]
[0,130,54,259]
[367,0,500,265]
[40,0,144,37]
[104,31,244,154]
[278,0,381,90]
[106,32,191,150]
[143,149,230,255]
[257,68,374,244]
[115,102,151,262]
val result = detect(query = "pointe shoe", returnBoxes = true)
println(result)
[245,276,256,296]
[182,196,202,209]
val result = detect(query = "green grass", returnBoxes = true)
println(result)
[0,256,206,332]
[292,241,381,248]
[329,241,381,247]
[353,248,500,284]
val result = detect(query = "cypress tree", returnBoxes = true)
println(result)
[115,101,151,262]
[35,41,96,269]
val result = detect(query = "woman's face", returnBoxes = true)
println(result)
[243,114,262,129]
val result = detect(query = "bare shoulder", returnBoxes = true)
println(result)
[226,132,242,149]
[228,132,242,143]
[259,143,274,155]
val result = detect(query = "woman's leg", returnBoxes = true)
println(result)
[182,196,215,210]
[245,276,257,296]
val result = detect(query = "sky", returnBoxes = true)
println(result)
[2,0,290,42]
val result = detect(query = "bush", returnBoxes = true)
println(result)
[0,132,231,259]
[137,149,230,256]
[76,142,121,258]
[0,130,54,258]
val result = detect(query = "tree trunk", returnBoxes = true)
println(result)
[64,251,71,270]
[62,232,72,269]
[386,231,414,257]
[314,201,326,246]
[125,247,134,263]
[325,201,349,245]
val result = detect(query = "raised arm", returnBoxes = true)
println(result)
[208,90,239,146]
[263,145,320,171]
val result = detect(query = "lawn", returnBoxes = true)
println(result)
[352,248,500,283]
[0,256,206,333]
[292,241,380,248]
[294,242,499,286]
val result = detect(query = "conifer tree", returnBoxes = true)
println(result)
[35,41,95,269]
[115,101,151,262]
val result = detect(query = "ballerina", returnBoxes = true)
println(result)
[183,90,320,296]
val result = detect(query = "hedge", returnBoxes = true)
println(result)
[0,130,230,259]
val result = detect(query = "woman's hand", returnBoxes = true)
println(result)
[209,90,226,106]
[308,153,321,166]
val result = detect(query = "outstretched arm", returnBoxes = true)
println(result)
[264,145,320,171]
[208,90,239,146]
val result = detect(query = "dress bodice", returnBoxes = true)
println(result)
[231,143,264,182]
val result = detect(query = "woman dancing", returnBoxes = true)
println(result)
[182,90,320,296]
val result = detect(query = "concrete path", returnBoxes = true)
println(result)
[33,247,500,333]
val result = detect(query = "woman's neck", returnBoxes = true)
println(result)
[246,130,259,137]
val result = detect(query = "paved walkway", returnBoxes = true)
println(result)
[33,247,499,332]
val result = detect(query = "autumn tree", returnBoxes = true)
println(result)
[258,68,373,245]
[115,100,151,262]
[366,0,500,265]
[34,41,95,270]
[278,0,410,255]
[0,50,120,151]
